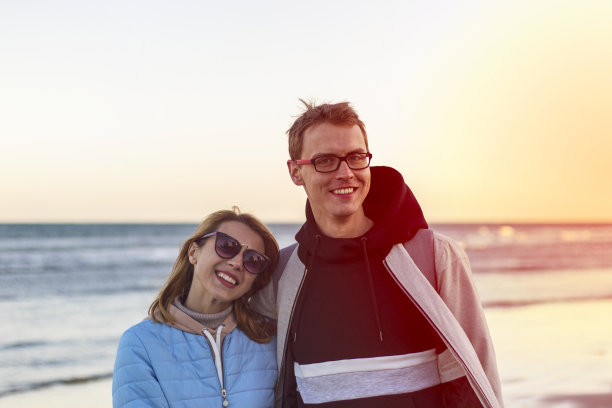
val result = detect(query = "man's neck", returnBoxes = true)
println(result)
[314,211,374,238]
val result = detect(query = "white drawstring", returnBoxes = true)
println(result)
[203,325,229,407]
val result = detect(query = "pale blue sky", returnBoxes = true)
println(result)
[2,1,611,223]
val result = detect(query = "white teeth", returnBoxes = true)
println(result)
[333,188,354,195]
[217,272,237,285]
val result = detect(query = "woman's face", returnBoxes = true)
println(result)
[186,220,264,314]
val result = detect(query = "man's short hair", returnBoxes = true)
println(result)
[287,99,369,160]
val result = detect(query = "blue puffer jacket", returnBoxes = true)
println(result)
[112,306,277,408]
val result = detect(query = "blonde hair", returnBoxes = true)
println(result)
[148,208,279,343]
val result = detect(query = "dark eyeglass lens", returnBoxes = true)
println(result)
[214,234,267,274]
[215,234,242,258]
[243,250,268,274]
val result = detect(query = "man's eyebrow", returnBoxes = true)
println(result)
[310,149,367,159]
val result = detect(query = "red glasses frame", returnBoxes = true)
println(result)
[287,152,372,173]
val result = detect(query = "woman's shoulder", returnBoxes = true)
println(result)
[121,317,161,335]
[119,317,189,346]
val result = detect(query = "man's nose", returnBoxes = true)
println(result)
[335,160,354,178]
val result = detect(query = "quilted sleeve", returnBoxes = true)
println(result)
[112,328,169,408]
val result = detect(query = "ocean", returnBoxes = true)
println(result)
[1,223,611,399]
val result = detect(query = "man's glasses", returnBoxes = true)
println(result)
[198,231,270,274]
[288,152,372,173]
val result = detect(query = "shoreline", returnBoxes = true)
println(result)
[0,378,112,408]
[2,299,611,408]
[0,373,112,400]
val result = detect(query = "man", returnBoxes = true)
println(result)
[254,100,503,407]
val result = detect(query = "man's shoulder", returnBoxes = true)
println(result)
[431,230,468,259]
[428,230,471,277]
[277,243,299,272]
[266,242,301,295]
[280,242,298,255]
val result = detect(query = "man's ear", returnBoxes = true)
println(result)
[287,161,304,186]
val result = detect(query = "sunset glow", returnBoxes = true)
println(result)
[1,1,610,223]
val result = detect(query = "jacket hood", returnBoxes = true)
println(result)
[295,166,428,262]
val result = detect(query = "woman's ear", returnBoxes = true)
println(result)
[188,242,198,264]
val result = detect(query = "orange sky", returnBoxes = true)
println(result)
[1,1,610,223]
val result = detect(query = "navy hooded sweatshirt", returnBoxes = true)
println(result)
[288,166,446,407]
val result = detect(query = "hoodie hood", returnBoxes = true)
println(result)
[362,165,428,244]
[295,166,428,261]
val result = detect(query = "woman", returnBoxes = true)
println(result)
[112,208,279,407]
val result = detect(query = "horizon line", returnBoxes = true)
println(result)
[1,219,611,225]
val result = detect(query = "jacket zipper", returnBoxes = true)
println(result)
[221,355,228,407]
[202,327,230,407]
[221,335,229,407]
[382,259,493,408]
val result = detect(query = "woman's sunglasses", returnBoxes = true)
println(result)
[199,231,270,275]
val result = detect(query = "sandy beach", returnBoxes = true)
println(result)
[0,378,112,408]
[1,299,611,408]
[487,299,612,408]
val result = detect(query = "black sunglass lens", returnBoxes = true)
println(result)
[243,250,268,274]
[215,234,242,258]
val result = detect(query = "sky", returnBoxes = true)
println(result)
[1,1,611,224]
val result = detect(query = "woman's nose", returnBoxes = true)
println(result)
[226,250,244,269]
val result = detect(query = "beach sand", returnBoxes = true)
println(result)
[0,378,112,408]
[487,299,612,408]
[1,300,611,408]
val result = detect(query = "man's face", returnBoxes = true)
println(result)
[288,122,371,226]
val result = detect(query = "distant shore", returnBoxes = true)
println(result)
[1,299,611,408]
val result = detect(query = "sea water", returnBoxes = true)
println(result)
[1,223,611,397]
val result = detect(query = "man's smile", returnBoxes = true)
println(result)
[331,187,356,195]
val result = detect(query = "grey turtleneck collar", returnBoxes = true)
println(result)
[173,298,233,330]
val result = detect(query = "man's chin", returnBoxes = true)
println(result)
[326,204,363,220]
[310,198,364,220]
